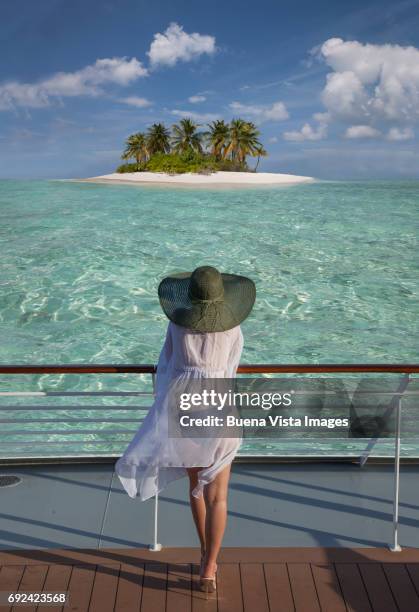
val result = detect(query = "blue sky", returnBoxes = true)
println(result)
[1,0,419,179]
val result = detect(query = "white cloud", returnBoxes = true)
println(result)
[170,109,220,122]
[321,70,367,121]
[344,125,381,139]
[188,95,206,103]
[147,23,216,68]
[290,38,419,142]
[229,100,289,122]
[320,38,419,123]
[268,136,278,143]
[0,57,148,110]
[284,122,327,142]
[386,126,414,141]
[283,112,328,141]
[313,112,330,124]
[119,96,152,108]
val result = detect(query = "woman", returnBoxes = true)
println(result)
[115,265,256,594]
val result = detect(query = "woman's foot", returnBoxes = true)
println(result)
[199,562,217,596]
[200,575,217,596]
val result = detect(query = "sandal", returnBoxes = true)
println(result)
[199,563,217,598]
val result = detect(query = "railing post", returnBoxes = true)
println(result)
[390,396,402,552]
[149,488,162,552]
[149,372,162,552]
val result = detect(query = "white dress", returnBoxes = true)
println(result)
[115,321,244,500]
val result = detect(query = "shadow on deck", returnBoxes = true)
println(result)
[1,546,419,611]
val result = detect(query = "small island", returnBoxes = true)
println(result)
[83,118,314,186]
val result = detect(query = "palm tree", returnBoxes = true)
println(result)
[224,119,263,166]
[224,119,246,163]
[146,123,171,155]
[121,132,149,170]
[253,145,268,171]
[206,120,230,160]
[171,118,203,154]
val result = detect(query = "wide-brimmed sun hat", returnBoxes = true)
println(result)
[158,265,256,332]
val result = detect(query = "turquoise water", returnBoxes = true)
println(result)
[0,179,418,457]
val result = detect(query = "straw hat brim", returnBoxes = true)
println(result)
[158,272,256,332]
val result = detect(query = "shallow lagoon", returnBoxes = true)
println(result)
[1,179,418,456]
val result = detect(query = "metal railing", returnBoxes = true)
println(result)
[0,363,418,552]
[2,363,416,456]
[1,363,419,373]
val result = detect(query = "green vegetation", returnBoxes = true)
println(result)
[118,117,267,174]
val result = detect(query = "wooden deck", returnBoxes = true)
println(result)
[1,547,419,612]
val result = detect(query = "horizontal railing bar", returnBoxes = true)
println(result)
[0,453,121,456]
[1,396,418,414]
[1,411,419,423]
[45,391,151,396]
[0,405,149,411]
[0,429,137,438]
[0,364,156,374]
[3,428,415,436]
[0,439,135,446]
[1,439,416,446]
[1,393,418,411]
[2,437,415,447]
[2,455,414,463]
[2,392,419,402]
[0,418,143,423]
[0,364,418,374]
[239,365,419,374]
[0,391,152,397]
[2,417,419,427]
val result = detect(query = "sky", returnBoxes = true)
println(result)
[1,0,419,179]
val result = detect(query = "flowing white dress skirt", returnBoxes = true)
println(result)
[115,321,244,500]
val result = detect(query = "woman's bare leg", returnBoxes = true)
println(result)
[202,462,232,578]
[186,467,206,556]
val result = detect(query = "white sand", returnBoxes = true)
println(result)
[80,171,315,186]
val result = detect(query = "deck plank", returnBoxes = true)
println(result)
[382,563,419,612]
[334,563,372,612]
[0,565,25,612]
[114,562,144,612]
[287,563,321,612]
[166,563,191,612]
[263,563,294,612]
[358,563,398,612]
[66,564,96,612]
[140,563,167,612]
[406,563,419,594]
[11,564,48,612]
[37,564,72,612]
[311,563,346,612]
[88,563,120,612]
[217,563,243,612]
[1,548,419,612]
[240,563,269,612]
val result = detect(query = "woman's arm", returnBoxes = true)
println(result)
[227,327,244,378]
[155,323,173,392]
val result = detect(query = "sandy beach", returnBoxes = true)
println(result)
[79,171,315,187]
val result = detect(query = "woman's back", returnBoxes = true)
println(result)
[168,321,243,376]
